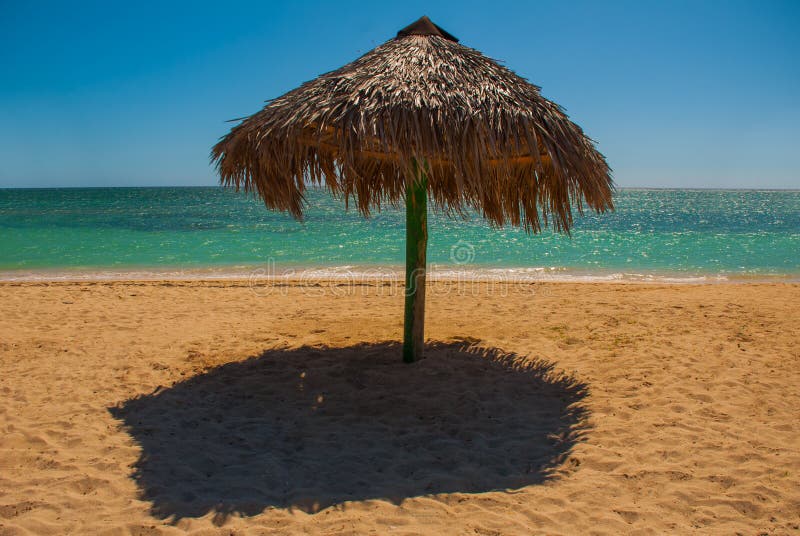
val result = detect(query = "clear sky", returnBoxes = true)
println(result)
[1,0,798,189]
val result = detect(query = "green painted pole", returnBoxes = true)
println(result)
[403,160,428,363]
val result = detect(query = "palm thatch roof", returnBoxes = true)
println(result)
[212,16,613,232]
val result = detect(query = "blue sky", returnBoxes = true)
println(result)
[1,0,798,189]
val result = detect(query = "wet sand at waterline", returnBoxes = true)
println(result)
[0,280,798,535]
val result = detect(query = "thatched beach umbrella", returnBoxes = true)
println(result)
[212,16,613,363]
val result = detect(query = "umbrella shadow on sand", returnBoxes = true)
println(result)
[109,341,590,522]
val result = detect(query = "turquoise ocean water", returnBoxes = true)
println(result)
[0,187,797,281]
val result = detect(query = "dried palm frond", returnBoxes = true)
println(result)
[212,16,613,232]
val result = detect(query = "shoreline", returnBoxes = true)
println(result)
[2,264,798,284]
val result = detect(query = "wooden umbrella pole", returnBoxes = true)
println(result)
[403,159,428,363]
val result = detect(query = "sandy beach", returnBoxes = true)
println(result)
[1,280,798,535]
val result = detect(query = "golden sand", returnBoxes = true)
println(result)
[1,280,798,535]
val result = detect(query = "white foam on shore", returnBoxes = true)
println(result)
[1,264,793,284]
